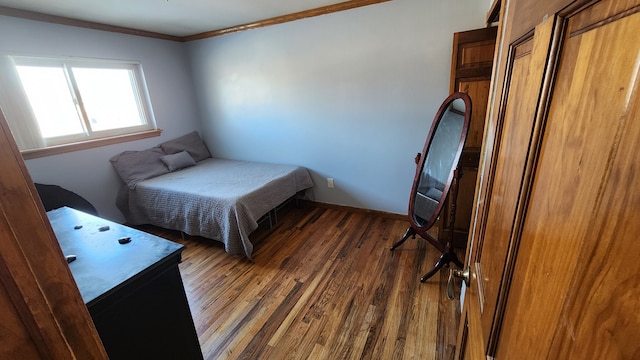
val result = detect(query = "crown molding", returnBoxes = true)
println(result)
[0,0,390,43]
[0,6,182,41]
[182,0,390,41]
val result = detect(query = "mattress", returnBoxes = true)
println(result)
[117,158,313,259]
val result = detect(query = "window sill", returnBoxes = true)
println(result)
[21,129,163,160]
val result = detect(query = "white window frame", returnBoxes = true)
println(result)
[0,55,160,159]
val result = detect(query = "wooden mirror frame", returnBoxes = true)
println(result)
[409,92,471,242]
[391,92,472,282]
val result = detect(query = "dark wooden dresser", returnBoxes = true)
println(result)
[47,207,203,360]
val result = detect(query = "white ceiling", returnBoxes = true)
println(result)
[0,0,355,37]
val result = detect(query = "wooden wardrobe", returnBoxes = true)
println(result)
[456,0,640,358]
[441,26,497,248]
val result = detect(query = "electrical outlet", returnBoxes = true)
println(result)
[327,178,334,188]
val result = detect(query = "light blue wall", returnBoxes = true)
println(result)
[0,15,202,221]
[186,0,486,215]
[0,0,486,221]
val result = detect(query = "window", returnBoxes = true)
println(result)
[0,55,159,158]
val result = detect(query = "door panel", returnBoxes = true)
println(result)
[0,267,42,359]
[453,167,477,231]
[475,37,536,341]
[453,79,490,235]
[0,107,107,358]
[497,5,640,358]
[443,27,497,247]
[456,14,557,358]
[476,20,555,349]
[458,79,491,149]
[458,0,640,358]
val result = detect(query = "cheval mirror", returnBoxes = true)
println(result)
[391,92,471,282]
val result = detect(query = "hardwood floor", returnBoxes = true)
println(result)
[138,203,461,359]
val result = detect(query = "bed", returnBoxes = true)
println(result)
[111,132,313,260]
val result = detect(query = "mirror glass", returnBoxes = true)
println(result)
[411,97,467,227]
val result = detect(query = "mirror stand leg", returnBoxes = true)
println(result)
[420,246,462,282]
[390,227,417,250]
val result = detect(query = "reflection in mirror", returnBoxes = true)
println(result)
[413,98,465,226]
[390,93,471,283]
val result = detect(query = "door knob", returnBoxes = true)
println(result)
[446,267,470,300]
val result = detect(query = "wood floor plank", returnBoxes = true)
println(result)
[137,203,460,359]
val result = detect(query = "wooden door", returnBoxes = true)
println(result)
[441,26,497,248]
[456,16,556,358]
[0,108,107,358]
[456,0,640,358]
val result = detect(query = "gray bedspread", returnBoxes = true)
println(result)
[117,158,313,259]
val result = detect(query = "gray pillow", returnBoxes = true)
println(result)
[110,147,170,189]
[160,151,196,172]
[159,131,211,162]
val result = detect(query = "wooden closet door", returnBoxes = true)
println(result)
[497,1,640,358]
[455,17,556,358]
[457,0,640,358]
[0,108,107,358]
